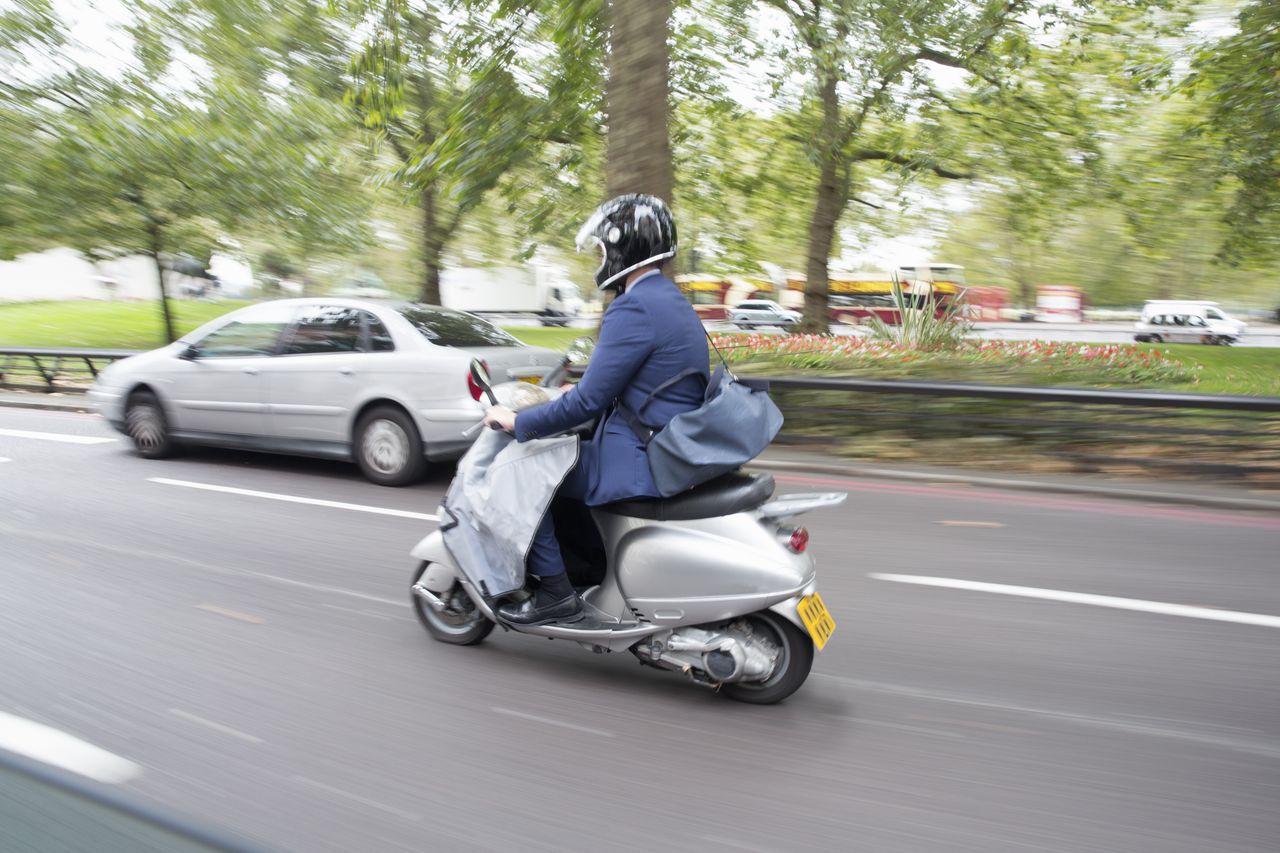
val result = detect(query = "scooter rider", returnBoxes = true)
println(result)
[483,194,709,625]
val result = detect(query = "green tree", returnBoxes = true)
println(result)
[344,0,604,303]
[1183,0,1280,264]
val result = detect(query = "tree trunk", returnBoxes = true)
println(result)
[419,183,443,304]
[605,0,673,203]
[801,69,845,335]
[147,224,177,344]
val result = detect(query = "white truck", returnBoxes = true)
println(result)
[440,266,585,327]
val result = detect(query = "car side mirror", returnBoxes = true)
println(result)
[178,343,200,360]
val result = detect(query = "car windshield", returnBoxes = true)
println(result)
[398,305,520,348]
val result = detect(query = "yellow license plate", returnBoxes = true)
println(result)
[517,375,542,384]
[797,593,836,651]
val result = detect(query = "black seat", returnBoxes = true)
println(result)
[602,472,775,521]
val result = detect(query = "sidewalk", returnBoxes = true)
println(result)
[3,389,1277,512]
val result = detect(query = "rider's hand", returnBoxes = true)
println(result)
[484,405,517,433]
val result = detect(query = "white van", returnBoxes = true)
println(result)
[1134,301,1246,345]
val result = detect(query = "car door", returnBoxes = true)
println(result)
[262,305,371,443]
[166,302,296,436]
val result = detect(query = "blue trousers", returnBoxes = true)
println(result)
[526,459,592,578]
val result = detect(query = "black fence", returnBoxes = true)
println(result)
[0,347,137,392]
[764,377,1280,481]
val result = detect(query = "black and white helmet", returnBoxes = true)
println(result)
[575,194,677,290]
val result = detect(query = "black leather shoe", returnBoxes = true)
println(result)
[497,592,583,626]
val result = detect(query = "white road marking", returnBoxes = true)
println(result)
[870,573,1280,629]
[815,674,1280,760]
[937,520,1006,528]
[148,477,439,521]
[0,427,115,444]
[291,775,419,821]
[253,572,408,608]
[490,706,615,738]
[0,710,141,783]
[168,709,263,744]
[195,603,265,624]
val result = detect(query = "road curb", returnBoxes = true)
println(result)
[0,395,93,413]
[746,458,1280,514]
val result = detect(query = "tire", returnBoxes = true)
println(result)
[354,405,427,487]
[721,611,814,705]
[1149,334,1163,344]
[125,390,178,459]
[411,562,494,645]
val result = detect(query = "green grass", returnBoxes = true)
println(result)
[1158,345,1280,396]
[0,300,250,349]
[500,326,584,351]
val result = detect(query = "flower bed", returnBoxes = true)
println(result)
[711,334,1197,387]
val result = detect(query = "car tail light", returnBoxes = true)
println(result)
[786,527,809,553]
[467,360,489,401]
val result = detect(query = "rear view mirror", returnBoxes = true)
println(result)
[566,336,595,365]
[469,359,497,405]
[178,344,200,360]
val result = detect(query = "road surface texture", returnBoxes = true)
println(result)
[3,407,1278,852]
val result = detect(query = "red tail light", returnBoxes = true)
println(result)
[787,527,809,553]
[467,360,489,401]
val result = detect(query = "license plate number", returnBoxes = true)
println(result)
[797,593,835,651]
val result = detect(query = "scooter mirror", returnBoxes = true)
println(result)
[566,336,595,365]
[469,359,498,405]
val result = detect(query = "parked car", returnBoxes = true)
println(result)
[1133,311,1242,345]
[729,299,801,329]
[88,298,561,485]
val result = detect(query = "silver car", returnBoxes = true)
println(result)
[89,298,562,485]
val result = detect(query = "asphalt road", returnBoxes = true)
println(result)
[3,407,1279,852]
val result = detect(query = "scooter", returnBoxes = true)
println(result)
[410,358,844,704]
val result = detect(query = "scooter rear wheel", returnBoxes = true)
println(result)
[411,562,495,645]
[721,611,814,705]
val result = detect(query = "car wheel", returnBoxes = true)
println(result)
[1149,334,1163,344]
[125,390,178,459]
[354,405,427,487]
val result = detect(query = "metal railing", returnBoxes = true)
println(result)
[4,347,1278,480]
[0,347,139,392]
[762,376,1280,481]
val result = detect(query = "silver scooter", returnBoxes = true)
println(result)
[410,358,844,704]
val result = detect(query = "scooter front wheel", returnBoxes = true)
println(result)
[721,611,814,705]
[411,562,495,646]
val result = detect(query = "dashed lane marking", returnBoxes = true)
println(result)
[870,573,1280,629]
[195,603,265,624]
[490,706,615,738]
[168,709,264,744]
[291,775,419,821]
[0,427,115,444]
[148,477,439,521]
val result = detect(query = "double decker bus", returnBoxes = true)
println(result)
[677,264,1004,324]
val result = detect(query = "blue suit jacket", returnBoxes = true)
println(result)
[515,273,708,505]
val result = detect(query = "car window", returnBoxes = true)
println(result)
[282,306,364,355]
[1189,316,1206,327]
[398,305,520,347]
[365,313,395,352]
[194,321,287,358]
[1205,308,1224,320]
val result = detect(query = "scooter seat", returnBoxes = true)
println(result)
[602,472,775,521]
